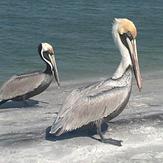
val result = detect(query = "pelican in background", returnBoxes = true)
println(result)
[0,43,60,105]
[50,18,142,146]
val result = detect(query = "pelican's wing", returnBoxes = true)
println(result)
[51,79,129,135]
[57,80,103,117]
[0,72,45,100]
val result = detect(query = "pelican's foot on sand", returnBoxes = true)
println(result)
[101,138,123,146]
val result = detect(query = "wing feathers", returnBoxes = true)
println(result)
[51,82,129,135]
[51,66,132,135]
[0,72,45,100]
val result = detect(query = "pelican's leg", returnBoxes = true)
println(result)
[96,120,122,146]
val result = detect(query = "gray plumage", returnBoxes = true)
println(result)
[50,67,132,135]
[50,18,142,146]
[0,43,60,105]
[0,72,52,101]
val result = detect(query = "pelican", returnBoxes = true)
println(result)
[0,43,60,105]
[50,18,142,146]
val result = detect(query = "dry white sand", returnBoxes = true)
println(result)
[0,72,163,163]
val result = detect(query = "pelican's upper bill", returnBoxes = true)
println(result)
[114,18,137,39]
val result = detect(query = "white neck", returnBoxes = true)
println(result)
[112,24,132,79]
[41,49,54,75]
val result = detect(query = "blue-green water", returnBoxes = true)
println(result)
[0,0,163,83]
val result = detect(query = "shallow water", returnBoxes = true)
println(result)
[0,0,163,84]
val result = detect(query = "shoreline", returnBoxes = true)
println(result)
[58,68,163,85]
[1,67,163,86]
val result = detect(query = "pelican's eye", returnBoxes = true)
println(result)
[126,31,133,41]
[49,52,54,55]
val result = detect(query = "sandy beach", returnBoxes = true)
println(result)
[0,71,163,163]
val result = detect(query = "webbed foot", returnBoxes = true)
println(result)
[101,138,122,146]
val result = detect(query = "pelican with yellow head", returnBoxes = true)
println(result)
[50,18,142,146]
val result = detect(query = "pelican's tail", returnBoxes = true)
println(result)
[50,118,65,136]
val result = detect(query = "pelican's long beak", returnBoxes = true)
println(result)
[126,38,142,91]
[49,54,60,87]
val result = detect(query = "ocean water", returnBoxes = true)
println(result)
[0,0,163,84]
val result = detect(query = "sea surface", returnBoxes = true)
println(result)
[0,0,163,84]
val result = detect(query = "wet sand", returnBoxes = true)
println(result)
[0,72,163,163]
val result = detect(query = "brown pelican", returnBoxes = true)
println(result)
[50,18,142,146]
[0,43,60,105]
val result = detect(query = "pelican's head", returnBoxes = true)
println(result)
[115,18,137,39]
[113,18,142,91]
[38,43,60,87]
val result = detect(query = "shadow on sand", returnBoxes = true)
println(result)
[0,111,163,147]
[0,99,43,109]
[45,110,163,143]
[45,123,108,142]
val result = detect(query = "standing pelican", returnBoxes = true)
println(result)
[50,18,142,146]
[0,43,60,105]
